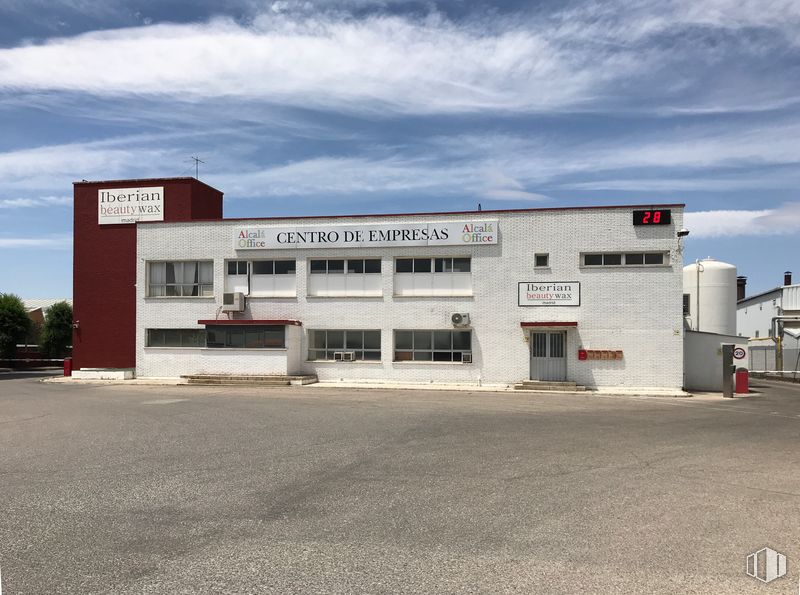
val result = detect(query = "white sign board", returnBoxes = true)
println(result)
[98,186,164,225]
[234,221,498,250]
[518,282,580,306]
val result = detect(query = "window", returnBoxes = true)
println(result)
[396,257,469,273]
[205,325,285,348]
[582,252,668,267]
[224,260,296,297]
[393,330,472,362]
[148,261,213,297]
[683,294,691,316]
[434,257,471,273]
[394,257,473,296]
[534,253,549,268]
[308,330,381,361]
[311,259,377,274]
[307,258,383,297]
[146,329,205,347]
[228,260,248,275]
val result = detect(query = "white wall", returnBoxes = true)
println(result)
[684,331,748,391]
[136,207,685,388]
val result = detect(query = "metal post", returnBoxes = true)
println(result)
[722,343,734,398]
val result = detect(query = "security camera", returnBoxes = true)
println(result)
[677,229,690,238]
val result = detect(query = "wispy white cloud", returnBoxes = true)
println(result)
[685,202,800,238]
[482,169,550,201]
[0,196,71,209]
[0,234,72,249]
[0,0,796,115]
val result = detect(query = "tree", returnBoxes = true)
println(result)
[0,293,31,359]
[41,301,73,358]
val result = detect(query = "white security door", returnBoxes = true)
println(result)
[530,331,567,381]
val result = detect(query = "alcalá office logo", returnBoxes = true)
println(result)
[746,547,786,584]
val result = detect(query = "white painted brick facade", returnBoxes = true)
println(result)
[136,207,685,388]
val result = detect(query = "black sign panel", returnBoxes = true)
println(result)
[633,209,672,226]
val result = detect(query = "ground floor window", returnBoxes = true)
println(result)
[308,329,381,361]
[394,330,472,362]
[206,325,285,348]
[146,329,206,347]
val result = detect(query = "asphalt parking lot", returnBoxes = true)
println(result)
[1,374,800,594]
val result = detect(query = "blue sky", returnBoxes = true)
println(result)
[0,0,797,298]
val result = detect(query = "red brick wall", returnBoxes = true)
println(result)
[72,178,223,369]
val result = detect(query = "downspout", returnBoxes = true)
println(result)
[771,316,800,373]
[695,259,704,331]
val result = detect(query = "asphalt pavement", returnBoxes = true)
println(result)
[1,374,799,594]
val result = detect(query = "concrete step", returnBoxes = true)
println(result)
[181,374,317,386]
[514,381,586,392]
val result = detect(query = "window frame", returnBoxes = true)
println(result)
[309,258,382,275]
[307,329,382,361]
[581,252,670,268]
[395,257,471,274]
[204,325,286,349]
[393,329,472,363]
[146,328,206,348]
[147,260,214,298]
[534,253,550,268]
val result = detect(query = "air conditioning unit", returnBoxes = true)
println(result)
[451,312,470,327]
[461,352,473,363]
[222,292,246,312]
[334,351,356,362]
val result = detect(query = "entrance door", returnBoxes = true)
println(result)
[530,331,567,381]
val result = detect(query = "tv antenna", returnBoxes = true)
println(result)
[189,156,205,179]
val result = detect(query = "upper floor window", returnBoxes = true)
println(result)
[394,257,472,297]
[225,259,296,297]
[534,253,549,268]
[582,252,668,267]
[148,261,213,297]
[308,258,382,297]
[310,258,381,274]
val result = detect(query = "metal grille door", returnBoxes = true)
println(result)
[530,331,567,381]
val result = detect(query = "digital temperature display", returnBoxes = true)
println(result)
[633,209,671,226]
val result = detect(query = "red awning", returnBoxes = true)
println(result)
[520,322,578,328]
[198,319,302,326]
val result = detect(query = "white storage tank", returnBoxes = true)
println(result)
[683,258,737,335]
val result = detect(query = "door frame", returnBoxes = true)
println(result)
[529,329,568,381]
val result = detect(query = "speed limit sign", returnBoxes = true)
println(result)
[733,347,746,360]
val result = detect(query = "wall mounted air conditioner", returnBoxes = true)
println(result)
[222,292,246,312]
[334,351,356,362]
[451,312,470,327]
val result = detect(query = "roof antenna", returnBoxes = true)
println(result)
[190,156,205,180]
[478,203,482,212]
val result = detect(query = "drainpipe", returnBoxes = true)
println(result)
[771,316,800,374]
[695,259,704,331]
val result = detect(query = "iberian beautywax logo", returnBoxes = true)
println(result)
[97,186,164,225]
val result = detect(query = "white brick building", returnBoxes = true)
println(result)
[134,204,685,389]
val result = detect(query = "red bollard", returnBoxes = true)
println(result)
[735,368,749,394]
[64,357,73,377]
